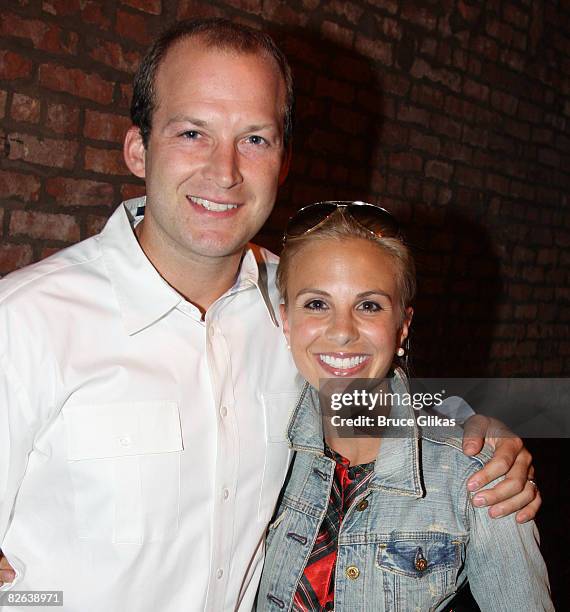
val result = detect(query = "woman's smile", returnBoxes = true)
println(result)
[315,352,372,377]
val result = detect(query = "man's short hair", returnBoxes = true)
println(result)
[130,17,295,149]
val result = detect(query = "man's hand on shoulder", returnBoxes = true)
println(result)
[0,552,15,586]
[461,414,541,524]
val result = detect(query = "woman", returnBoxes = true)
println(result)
[257,202,552,611]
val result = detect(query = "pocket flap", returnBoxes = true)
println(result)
[63,401,182,460]
[261,391,299,443]
[377,532,464,577]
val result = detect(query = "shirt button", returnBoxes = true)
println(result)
[119,436,131,447]
[222,488,230,500]
[345,566,360,580]
[216,568,224,579]
[357,499,369,511]
[209,326,216,337]
[220,405,228,418]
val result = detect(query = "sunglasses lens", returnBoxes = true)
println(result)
[285,202,338,238]
[349,205,400,238]
[284,201,401,242]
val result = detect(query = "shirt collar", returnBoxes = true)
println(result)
[227,245,279,327]
[288,383,326,454]
[287,369,424,498]
[100,198,279,335]
[368,369,424,498]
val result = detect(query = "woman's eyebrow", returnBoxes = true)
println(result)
[357,290,392,302]
[295,288,331,298]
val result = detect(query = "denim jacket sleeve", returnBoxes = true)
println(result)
[464,475,553,611]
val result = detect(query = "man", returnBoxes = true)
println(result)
[0,18,539,611]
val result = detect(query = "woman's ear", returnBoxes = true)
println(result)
[279,303,291,348]
[398,306,414,346]
[123,126,146,178]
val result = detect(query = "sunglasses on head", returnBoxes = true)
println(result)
[283,201,401,244]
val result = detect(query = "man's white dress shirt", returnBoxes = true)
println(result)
[0,198,301,611]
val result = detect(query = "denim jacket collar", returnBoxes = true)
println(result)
[287,369,424,498]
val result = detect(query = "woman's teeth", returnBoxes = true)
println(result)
[319,355,367,370]
[190,196,238,211]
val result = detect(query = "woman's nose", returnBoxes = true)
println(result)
[325,312,359,346]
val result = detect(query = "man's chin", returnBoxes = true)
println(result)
[188,236,249,260]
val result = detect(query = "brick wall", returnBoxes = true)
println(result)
[0,0,568,380]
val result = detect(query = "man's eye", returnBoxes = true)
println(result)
[245,135,268,146]
[181,130,200,139]
[304,299,328,311]
[358,301,381,312]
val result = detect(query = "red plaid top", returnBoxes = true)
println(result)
[292,445,375,611]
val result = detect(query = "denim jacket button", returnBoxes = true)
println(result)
[415,558,428,572]
[345,565,360,580]
[357,499,369,511]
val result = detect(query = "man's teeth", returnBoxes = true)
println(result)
[191,196,238,211]
[319,355,367,370]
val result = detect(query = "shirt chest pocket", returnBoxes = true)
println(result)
[258,392,296,523]
[376,532,466,611]
[63,401,182,544]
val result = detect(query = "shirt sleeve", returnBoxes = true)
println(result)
[0,352,38,545]
[465,477,554,611]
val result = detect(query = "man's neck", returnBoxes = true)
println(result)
[134,221,245,315]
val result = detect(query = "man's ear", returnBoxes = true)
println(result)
[278,143,292,186]
[124,126,146,178]
[279,303,291,346]
[398,306,414,346]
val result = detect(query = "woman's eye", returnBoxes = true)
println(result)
[304,299,328,311]
[358,301,382,312]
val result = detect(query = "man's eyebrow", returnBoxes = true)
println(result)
[242,123,277,132]
[165,116,278,133]
[166,116,209,128]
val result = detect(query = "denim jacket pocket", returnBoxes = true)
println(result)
[376,532,466,611]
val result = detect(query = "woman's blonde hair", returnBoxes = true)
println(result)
[277,209,416,323]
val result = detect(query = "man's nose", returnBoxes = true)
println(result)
[325,311,359,346]
[203,141,243,189]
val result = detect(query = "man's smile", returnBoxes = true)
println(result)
[188,195,240,212]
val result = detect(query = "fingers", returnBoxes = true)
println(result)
[474,477,536,517]
[515,487,542,523]
[467,436,525,492]
[468,441,540,521]
[0,553,16,584]
[472,479,540,521]
[462,414,490,456]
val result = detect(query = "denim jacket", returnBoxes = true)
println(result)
[257,373,553,611]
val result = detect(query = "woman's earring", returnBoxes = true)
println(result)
[396,347,405,357]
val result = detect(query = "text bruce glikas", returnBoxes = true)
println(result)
[328,389,456,427]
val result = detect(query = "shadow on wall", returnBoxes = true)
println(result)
[407,207,502,378]
[256,23,386,248]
